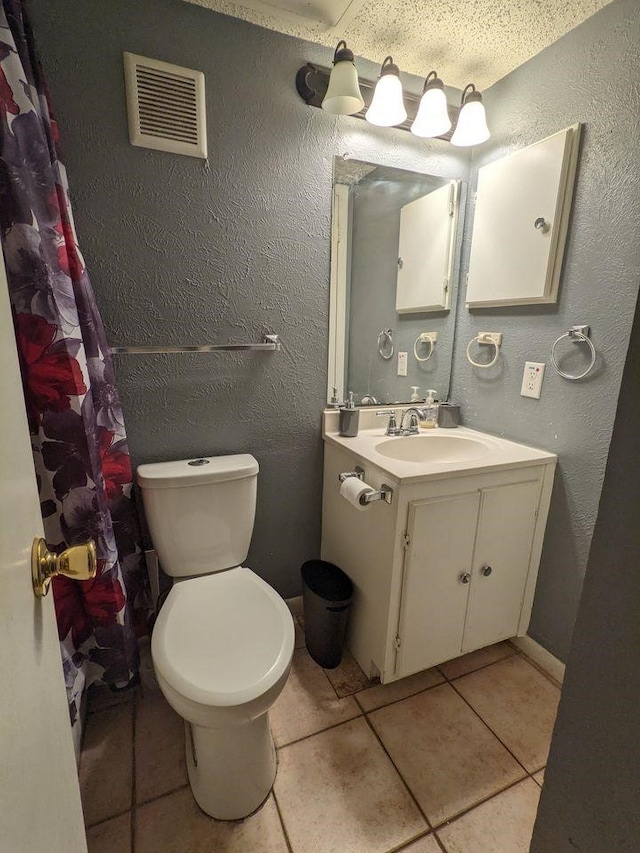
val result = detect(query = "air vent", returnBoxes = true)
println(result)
[123,52,207,159]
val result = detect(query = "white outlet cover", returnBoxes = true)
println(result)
[397,351,408,376]
[521,361,545,399]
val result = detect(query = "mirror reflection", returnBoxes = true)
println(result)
[328,157,465,406]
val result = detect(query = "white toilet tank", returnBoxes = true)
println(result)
[137,454,259,578]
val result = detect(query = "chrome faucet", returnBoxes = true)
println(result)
[399,407,427,435]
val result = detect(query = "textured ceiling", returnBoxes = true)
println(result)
[184,0,614,90]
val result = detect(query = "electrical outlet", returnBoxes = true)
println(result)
[397,351,408,376]
[521,362,545,399]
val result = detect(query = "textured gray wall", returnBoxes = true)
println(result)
[450,0,640,659]
[348,171,459,404]
[530,293,640,852]
[30,0,469,597]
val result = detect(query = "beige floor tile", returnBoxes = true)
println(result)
[87,684,135,714]
[80,704,133,827]
[399,834,443,852]
[269,648,361,746]
[135,687,187,804]
[324,650,371,697]
[136,789,288,853]
[437,643,516,681]
[356,668,445,713]
[275,717,427,853]
[369,683,525,826]
[85,812,131,853]
[437,778,541,853]
[533,769,545,786]
[453,656,560,771]
[294,616,306,649]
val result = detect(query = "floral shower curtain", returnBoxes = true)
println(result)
[0,1,147,724]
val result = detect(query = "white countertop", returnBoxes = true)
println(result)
[322,410,557,484]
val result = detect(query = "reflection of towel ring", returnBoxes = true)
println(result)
[378,329,394,360]
[414,333,436,363]
[466,334,501,369]
[551,327,597,380]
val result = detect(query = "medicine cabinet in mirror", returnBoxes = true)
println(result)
[327,157,465,406]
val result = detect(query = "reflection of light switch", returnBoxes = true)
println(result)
[521,362,545,399]
[397,351,408,376]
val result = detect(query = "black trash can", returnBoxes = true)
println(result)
[301,560,353,669]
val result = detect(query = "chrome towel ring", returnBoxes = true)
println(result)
[551,326,596,380]
[378,328,394,360]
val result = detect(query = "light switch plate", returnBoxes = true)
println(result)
[521,361,545,399]
[397,351,408,376]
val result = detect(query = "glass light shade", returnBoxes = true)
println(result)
[450,98,490,147]
[366,74,407,127]
[322,60,364,115]
[411,86,451,138]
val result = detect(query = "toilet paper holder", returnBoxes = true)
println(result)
[338,467,393,505]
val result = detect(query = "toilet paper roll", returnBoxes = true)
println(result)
[339,477,375,510]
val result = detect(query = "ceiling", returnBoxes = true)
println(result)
[184,0,613,90]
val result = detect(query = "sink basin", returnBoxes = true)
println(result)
[375,434,491,464]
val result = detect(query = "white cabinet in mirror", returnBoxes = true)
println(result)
[327,156,466,407]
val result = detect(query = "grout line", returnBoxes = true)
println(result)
[437,648,519,683]
[84,806,132,831]
[386,829,434,852]
[443,672,533,778]
[431,830,449,852]
[135,782,190,809]
[131,691,137,853]
[272,790,294,853]
[509,646,564,689]
[275,711,364,751]
[354,675,445,714]
[361,714,433,833]
[430,774,538,834]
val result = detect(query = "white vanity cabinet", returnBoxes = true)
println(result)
[321,436,556,684]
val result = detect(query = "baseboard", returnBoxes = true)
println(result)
[285,595,303,617]
[511,635,565,685]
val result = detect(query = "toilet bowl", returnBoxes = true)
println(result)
[137,454,295,820]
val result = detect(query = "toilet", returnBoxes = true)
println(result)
[137,454,294,820]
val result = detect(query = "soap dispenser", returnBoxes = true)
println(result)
[339,392,360,437]
[410,386,420,402]
[421,390,439,429]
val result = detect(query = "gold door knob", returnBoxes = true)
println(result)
[31,537,97,598]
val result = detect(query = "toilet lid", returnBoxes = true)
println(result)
[152,567,295,707]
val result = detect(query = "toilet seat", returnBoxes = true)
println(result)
[152,567,294,709]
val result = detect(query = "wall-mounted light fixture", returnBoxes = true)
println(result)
[450,84,490,147]
[411,71,451,138]
[322,40,364,116]
[365,56,407,127]
[296,45,490,147]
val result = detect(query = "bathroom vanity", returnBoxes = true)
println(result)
[321,410,556,684]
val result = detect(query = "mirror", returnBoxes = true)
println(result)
[327,157,465,407]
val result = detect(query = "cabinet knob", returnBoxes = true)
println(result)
[459,572,471,584]
[481,565,493,577]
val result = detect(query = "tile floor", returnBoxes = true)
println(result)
[81,621,560,853]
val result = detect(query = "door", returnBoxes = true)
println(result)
[462,480,541,652]
[395,181,456,313]
[465,124,581,307]
[396,492,480,679]
[0,257,87,850]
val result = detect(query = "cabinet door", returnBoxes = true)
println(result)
[463,480,541,653]
[395,182,455,313]
[396,492,480,679]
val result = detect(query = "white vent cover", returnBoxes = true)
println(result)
[123,52,207,159]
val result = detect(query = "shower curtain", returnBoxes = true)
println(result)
[0,1,147,724]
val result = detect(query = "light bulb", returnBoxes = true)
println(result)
[365,57,407,127]
[322,41,364,116]
[411,72,451,138]
[451,84,490,147]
